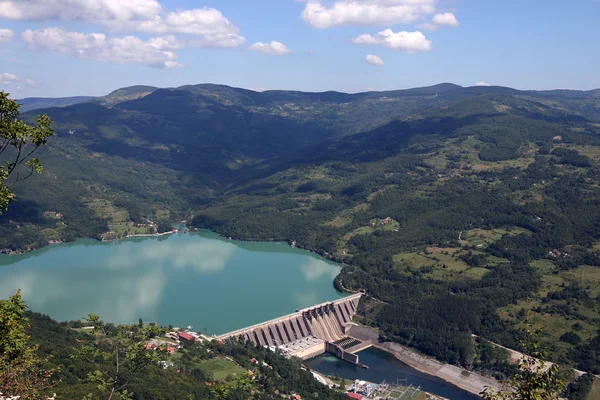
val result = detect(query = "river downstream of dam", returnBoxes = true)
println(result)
[307,347,481,400]
[0,230,344,334]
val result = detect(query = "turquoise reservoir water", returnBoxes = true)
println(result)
[306,347,481,400]
[0,231,344,334]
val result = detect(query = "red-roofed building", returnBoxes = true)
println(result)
[347,393,364,400]
[178,332,196,342]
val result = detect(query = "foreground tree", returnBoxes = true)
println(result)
[0,94,55,397]
[0,291,55,398]
[0,91,54,212]
[481,328,566,400]
[73,314,165,400]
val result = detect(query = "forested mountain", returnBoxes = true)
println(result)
[4,83,600,377]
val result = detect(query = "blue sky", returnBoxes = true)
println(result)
[0,0,598,98]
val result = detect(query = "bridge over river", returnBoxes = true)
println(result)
[217,293,365,362]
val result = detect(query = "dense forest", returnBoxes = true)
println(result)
[3,83,600,388]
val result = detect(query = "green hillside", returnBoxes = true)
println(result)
[23,311,347,400]
[4,83,600,376]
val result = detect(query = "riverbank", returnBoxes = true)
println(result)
[375,342,505,396]
[306,347,480,400]
[309,369,449,400]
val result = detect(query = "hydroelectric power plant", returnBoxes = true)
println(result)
[217,293,372,365]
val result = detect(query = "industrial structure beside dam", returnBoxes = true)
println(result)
[217,293,374,364]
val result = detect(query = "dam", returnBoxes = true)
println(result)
[217,293,367,363]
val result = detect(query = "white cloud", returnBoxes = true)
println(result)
[0,1,245,48]
[249,41,292,56]
[123,8,236,34]
[0,73,37,89]
[110,8,246,47]
[0,72,19,83]
[366,54,384,65]
[301,0,436,29]
[22,28,184,69]
[0,28,14,42]
[475,81,491,86]
[0,0,162,22]
[353,29,432,52]
[419,12,459,30]
[189,33,245,48]
[432,12,459,26]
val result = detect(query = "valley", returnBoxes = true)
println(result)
[3,82,600,398]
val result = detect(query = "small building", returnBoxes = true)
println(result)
[178,332,196,342]
[347,393,363,400]
[145,343,158,350]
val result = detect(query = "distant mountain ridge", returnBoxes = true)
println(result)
[17,96,96,112]
[18,83,600,112]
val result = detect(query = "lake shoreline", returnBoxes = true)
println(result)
[0,226,347,266]
[1,232,345,334]
[0,230,179,256]
[0,227,504,397]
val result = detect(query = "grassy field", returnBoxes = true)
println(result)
[198,358,246,381]
[326,214,353,228]
[460,227,531,248]
[423,136,537,173]
[587,378,600,400]
[85,198,155,239]
[390,226,529,282]
[499,261,600,360]
[393,247,489,281]
[342,218,400,241]
[565,144,600,162]
[86,199,129,222]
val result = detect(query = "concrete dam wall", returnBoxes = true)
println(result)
[217,293,362,348]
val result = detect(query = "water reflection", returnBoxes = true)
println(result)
[0,267,167,323]
[292,291,320,309]
[300,258,341,282]
[0,231,345,332]
[106,239,236,272]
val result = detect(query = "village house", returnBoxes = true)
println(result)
[178,332,197,342]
